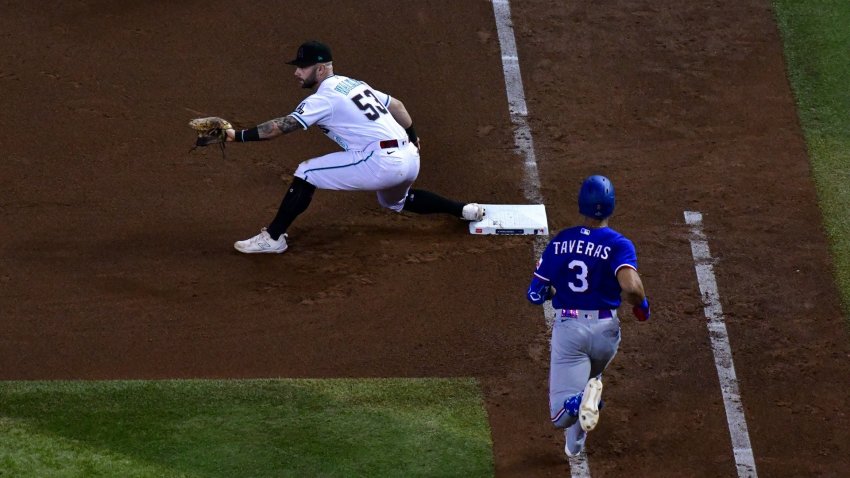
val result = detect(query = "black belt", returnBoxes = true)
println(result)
[379,139,405,149]
[561,309,614,319]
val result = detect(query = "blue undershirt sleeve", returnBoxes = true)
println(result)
[527,276,552,305]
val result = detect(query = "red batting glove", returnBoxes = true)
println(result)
[633,297,651,321]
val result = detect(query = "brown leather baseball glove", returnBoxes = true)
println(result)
[188,116,233,155]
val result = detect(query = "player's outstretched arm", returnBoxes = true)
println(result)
[225,115,302,142]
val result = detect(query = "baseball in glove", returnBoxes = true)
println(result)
[188,116,233,156]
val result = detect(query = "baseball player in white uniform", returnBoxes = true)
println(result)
[221,40,485,254]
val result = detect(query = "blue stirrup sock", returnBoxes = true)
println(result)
[565,393,582,417]
[565,392,605,418]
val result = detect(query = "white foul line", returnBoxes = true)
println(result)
[491,0,542,203]
[491,1,590,476]
[684,211,758,478]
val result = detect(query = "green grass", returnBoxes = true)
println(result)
[772,0,850,313]
[0,379,493,478]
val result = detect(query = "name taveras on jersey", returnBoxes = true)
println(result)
[551,240,610,259]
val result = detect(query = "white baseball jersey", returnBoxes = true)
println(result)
[289,75,407,151]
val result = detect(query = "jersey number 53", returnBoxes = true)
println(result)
[351,89,388,121]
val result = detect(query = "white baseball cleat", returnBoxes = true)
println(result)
[579,377,603,432]
[234,228,288,254]
[462,203,485,221]
[564,422,587,457]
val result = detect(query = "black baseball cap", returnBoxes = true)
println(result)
[286,41,332,67]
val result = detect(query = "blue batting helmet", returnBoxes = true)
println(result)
[578,175,615,219]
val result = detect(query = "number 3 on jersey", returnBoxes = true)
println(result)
[568,260,589,292]
[351,89,388,121]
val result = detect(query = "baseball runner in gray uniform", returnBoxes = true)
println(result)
[215,40,485,254]
[527,175,651,456]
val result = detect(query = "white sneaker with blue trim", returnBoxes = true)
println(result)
[234,228,288,254]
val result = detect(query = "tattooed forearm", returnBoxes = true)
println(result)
[258,116,301,139]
